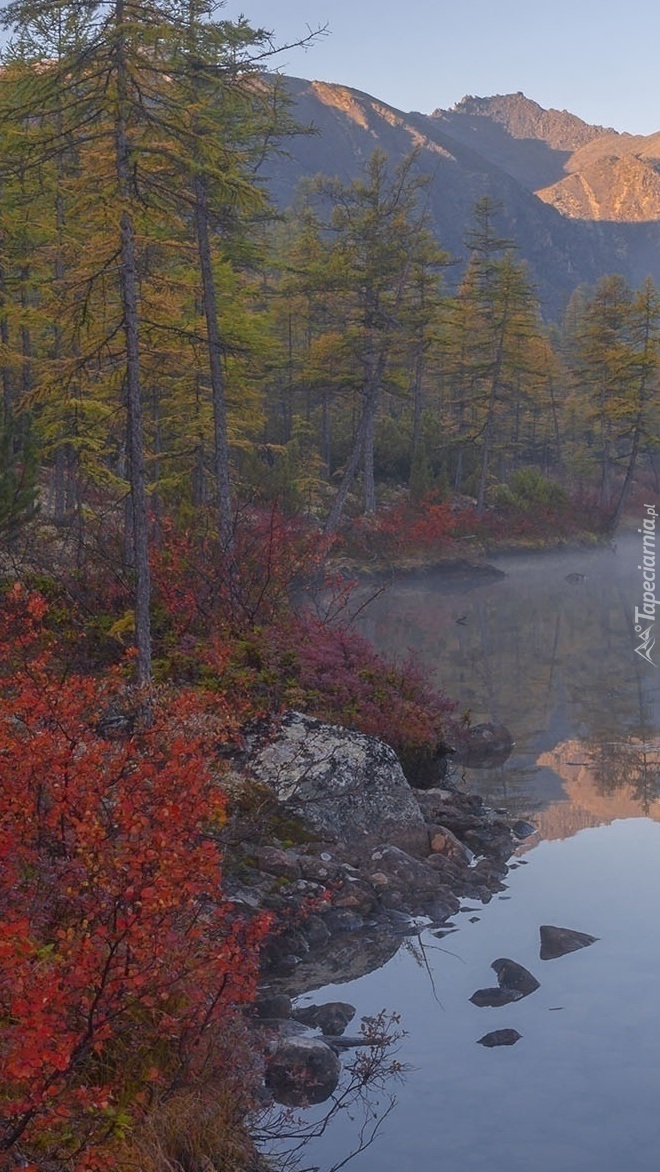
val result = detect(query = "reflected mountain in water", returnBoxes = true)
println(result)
[535,736,660,839]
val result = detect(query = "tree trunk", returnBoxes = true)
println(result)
[324,392,376,534]
[610,420,642,530]
[193,171,235,561]
[408,344,424,490]
[476,328,505,514]
[114,1,152,689]
[321,390,331,479]
[363,406,376,514]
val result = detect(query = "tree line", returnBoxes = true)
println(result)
[1,1,659,689]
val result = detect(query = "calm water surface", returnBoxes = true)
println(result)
[278,535,660,1172]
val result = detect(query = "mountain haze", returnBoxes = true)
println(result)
[263,81,660,315]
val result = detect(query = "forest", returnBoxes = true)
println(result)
[0,1,659,1168]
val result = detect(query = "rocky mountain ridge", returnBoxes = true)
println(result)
[262,81,660,315]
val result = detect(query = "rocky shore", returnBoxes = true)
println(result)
[219,711,535,1106]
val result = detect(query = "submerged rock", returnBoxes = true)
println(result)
[477,1029,522,1048]
[491,958,540,997]
[266,1036,341,1106]
[470,987,524,1008]
[455,723,514,768]
[539,924,599,960]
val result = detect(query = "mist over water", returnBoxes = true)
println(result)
[287,536,660,1172]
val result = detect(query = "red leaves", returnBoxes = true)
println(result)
[0,588,268,1166]
[353,493,457,555]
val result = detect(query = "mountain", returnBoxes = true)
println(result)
[262,81,660,316]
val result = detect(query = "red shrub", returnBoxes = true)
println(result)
[0,586,269,1168]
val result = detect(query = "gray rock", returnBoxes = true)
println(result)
[267,928,401,997]
[540,924,599,960]
[369,845,452,898]
[292,1001,356,1035]
[477,1029,522,1048]
[255,993,292,1020]
[455,723,514,768]
[253,845,302,880]
[266,1036,341,1105]
[300,915,331,949]
[470,987,524,1008]
[428,824,474,864]
[323,908,365,935]
[247,711,429,855]
[423,890,462,923]
[512,820,537,840]
[491,958,540,997]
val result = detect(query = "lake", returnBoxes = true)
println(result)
[271,532,660,1172]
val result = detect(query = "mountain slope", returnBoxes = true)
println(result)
[262,79,660,315]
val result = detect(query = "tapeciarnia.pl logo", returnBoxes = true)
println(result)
[634,503,658,666]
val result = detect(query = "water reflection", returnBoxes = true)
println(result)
[257,1012,406,1172]
[288,538,660,1171]
[358,536,660,822]
[293,820,660,1172]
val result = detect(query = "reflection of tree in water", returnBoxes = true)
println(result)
[452,757,548,819]
[256,1012,406,1172]
[586,735,660,814]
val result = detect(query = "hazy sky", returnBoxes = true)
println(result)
[224,0,659,135]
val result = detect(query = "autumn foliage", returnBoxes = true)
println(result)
[0,585,269,1169]
[147,510,456,760]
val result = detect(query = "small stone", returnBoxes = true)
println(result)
[512,820,537,840]
[253,846,301,881]
[292,1001,356,1035]
[540,925,599,960]
[477,1029,522,1048]
[429,825,473,864]
[470,987,524,1008]
[491,958,540,997]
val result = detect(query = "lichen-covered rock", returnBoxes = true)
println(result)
[248,712,428,855]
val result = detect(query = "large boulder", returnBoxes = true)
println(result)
[247,712,428,855]
[266,1036,341,1105]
